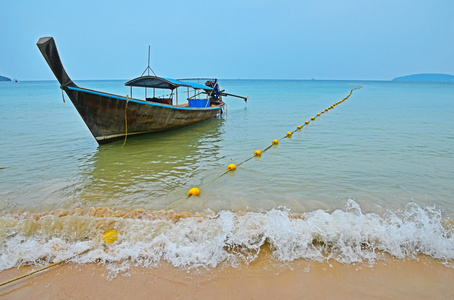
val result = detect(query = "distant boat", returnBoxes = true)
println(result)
[37,37,247,144]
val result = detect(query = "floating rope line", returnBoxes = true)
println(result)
[0,230,119,287]
[167,85,363,209]
[0,249,91,287]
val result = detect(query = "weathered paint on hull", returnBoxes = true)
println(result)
[36,36,224,144]
[64,87,224,143]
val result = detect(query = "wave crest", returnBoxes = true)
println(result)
[1,200,453,272]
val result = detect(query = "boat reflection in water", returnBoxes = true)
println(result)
[72,117,226,210]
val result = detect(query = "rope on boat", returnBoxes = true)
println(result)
[121,95,130,148]
[0,249,91,287]
[167,85,363,209]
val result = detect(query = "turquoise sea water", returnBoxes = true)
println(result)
[0,79,453,271]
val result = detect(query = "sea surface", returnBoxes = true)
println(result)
[0,79,453,273]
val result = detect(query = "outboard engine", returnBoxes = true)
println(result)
[206,79,222,104]
[205,80,215,88]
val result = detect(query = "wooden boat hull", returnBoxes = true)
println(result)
[37,37,224,144]
[65,86,224,144]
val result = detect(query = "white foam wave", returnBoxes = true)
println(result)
[0,200,453,273]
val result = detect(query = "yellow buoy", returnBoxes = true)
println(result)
[102,230,118,244]
[297,125,302,130]
[188,187,200,196]
[325,108,328,111]
[321,111,325,114]
[227,164,237,171]
[254,150,262,156]
[316,113,320,116]
[287,132,292,137]
[272,139,279,145]
[305,120,309,124]
[311,117,315,121]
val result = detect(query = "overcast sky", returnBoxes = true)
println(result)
[1,0,453,81]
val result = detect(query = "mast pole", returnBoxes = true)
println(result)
[148,46,150,76]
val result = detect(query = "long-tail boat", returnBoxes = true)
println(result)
[37,37,247,144]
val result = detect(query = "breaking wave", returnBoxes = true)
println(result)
[1,200,453,273]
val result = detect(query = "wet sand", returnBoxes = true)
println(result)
[1,248,453,299]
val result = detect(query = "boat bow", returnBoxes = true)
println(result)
[37,37,76,88]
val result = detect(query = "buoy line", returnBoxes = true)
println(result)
[0,230,118,287]
[167,85,363,209]
[1,84,360,286]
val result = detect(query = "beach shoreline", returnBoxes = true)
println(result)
[1,249,453,299]
[2,80,454,299]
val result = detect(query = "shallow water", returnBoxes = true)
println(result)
[0,79,453,271]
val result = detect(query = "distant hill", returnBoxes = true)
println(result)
[392,73,454,83]
[0,75,11,81]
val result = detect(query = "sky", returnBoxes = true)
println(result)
[1,0,453,81]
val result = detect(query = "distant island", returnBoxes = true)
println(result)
[0,75,12,81]
[392,73,454,83]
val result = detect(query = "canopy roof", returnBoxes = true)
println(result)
[125,76,212,91]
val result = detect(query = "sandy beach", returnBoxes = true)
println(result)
[2,0,454,298]
[2,75,454,300]
[1,247,453,299]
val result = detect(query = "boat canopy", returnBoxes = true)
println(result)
[125,75,212,91]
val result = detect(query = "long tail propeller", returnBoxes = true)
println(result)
[220,92,248,102]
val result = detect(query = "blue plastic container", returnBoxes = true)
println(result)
[188,99,210,108]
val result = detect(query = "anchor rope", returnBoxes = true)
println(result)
[121,95,129,148]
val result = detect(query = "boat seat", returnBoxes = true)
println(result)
[146,97,172,105]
